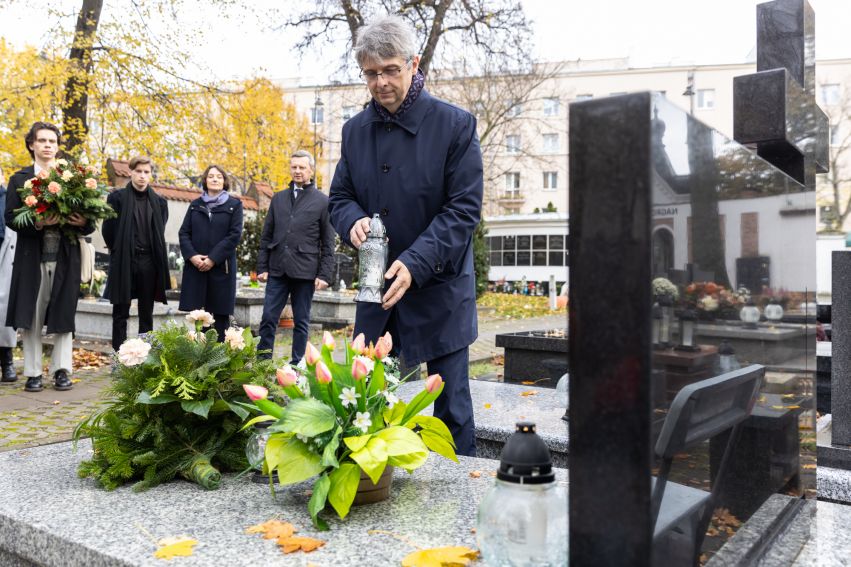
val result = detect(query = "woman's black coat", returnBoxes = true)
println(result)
[4,166,95,333]
[178,195,243,315]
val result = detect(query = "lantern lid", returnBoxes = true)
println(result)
[718,340,735,356]
[369,214,386,238]
[496,422,555,484]
[680,308,697,320]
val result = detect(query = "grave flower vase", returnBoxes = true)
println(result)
[353,465,395,505]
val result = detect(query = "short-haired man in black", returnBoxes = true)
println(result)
[102,155,171,351]
[257,150,335,363]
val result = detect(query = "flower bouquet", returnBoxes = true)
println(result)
[74,310,278,491]
[652,277,679,302]
[244,331,458,530]
[11,158,115,241]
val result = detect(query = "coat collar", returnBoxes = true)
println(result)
[360,89,435,135]
[288,180,316,193]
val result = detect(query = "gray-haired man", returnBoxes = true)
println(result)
[257,150,335,363]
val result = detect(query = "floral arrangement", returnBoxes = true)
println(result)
[244,331,458,530]
[11,157,115,241]
[682,281,724,312]
[757,287,790,309]
[652,277,679,301]
[80,269,107,297]
[74,310,277,491]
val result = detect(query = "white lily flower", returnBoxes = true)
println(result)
[339,387,360,408]
[353,411,372,433]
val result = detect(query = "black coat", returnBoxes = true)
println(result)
[4,165,95,333]
[178,195,243,315]
[257,182,335,282]
[102,183,171,304]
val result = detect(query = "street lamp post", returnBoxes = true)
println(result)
[313,94,324,159]
[682,70,695,115]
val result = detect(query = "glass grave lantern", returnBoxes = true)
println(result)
[764,299,784,324]
[477,422,568,566]
[740,300,761,329]
[355,214,389,303]
[676,308,700,351]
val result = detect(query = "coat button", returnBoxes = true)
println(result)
[385,123,392,132]
[435,262,443,273]
[381,208,389,217]
[381,164,390,173]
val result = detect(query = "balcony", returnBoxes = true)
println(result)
[497,190,525,203]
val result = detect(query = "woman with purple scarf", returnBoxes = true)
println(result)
[178,165,244,341]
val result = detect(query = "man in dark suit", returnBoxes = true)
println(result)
[257,150,335,363]
[102,156,171,351]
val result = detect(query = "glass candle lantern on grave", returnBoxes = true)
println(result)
[245,422,272,482]
[658,296,674,347]
[676,308,700,351]
[718,340,741,374]
[740,300,761,329]
[355,214,389,303]
[477,422,568,566]
[764,299,784,324]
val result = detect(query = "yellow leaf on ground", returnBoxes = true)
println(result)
[402,546,480,567]
[245,519,296,540]
[469,471,482,478]
[278,535,325,553]
[521,381,535,385]
[483,403,492,409]
[520,390,537,397]
[153,536,198,560]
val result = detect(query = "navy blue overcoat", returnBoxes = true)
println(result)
[329,89,484,364]
[178,195,243,315]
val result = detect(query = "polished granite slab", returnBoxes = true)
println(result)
[0,439,567,566]
[397,379,569,465]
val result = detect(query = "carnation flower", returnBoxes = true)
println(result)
[117,338,151,366]
[224,327,245,350]
[47,182,61,195]
[55,159,68,167]
[699,296,719,312]
[36,169,49,180]
[24,179,33,190]
[61,170,73,182]
[24,195,38,207]
[185,309,215,327]
[84,178,98,189]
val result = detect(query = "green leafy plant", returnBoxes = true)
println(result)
[245,331,458,530]
[73,311,278,491]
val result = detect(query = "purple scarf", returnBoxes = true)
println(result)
[201,190,229,210]
[372,68,425,122]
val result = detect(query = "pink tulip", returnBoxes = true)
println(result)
[352,358,368,381]
[425,374,443,394]
[322,330,336,350]
[374,333,392,359]
[351,333,366,354]
[276,366,298,387]
[316,361,333,384]
[304,342,321,365]
[243,384,269,401]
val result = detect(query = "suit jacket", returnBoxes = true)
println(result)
[328,89,484,364]
[257,181,335,282]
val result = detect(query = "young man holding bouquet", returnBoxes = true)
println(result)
[4,122,94,392]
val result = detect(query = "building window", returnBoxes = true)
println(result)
[821,84,841,106]
[831,124,841,147]
[488,233,568,269]
[696,89,715,110]
[542,134,559,153]
[507,101,523,117]
[543,98,560,116]
[543,171,558,190]
[311,106,324,124]
[341,106,357,121]
[503,172,521,198]
[506,135,521,154]
[575,94,593,101]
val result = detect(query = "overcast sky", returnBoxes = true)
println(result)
[1,0,849,84]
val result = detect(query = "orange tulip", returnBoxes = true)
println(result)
[375,334,392,359]
[425,374,443,393]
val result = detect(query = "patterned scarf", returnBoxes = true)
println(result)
[372,68,425,122]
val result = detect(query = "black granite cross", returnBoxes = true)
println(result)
[733,0,829,190]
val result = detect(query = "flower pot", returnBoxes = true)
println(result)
[353,465,394,506]
[279,305,294,329]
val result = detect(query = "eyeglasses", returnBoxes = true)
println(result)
[359,58,412,82]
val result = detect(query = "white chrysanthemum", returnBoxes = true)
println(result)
[353,411,372,433]
[382,390,399,408]
[117,338,151,366]
[353,355,375,375]
[224,327,245,350]
[185,309,215,327]
[339,387,360,408]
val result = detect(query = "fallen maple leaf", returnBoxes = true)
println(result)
[278,535,325,553]
[520,390,537,397]
[246,519,296,540]
[469,471,482,478]
[401,546,479,567]
[153,536,198,560]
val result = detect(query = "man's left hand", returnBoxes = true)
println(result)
[382,260,412,310]
[315,278,329,291]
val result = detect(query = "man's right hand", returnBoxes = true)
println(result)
[349,217,371,249]
[257,272,268,282]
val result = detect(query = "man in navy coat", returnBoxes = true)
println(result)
[328,16,483,456]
